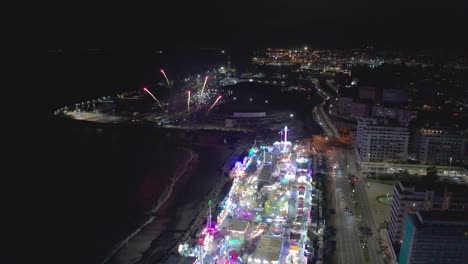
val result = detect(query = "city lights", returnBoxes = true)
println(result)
[175,133,315,264]
[51,45,468,264]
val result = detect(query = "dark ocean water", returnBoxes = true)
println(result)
[36,120,183,264]
[32,120,249,264]
[8,49,240,264]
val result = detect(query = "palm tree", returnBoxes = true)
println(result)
[426,166,438,183]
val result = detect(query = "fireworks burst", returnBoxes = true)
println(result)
[191,88,218,110]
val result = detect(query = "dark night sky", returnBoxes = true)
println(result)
[14,0,468,49]
[7,0,467,116]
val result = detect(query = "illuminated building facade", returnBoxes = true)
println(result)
[416,128,466,165]
[371,106,417,126]
[388,182,468,249]
[356,117,410,162]
[399,211,468,264]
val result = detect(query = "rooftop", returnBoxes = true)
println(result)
[414,211,468,226]
[258,164,273,183]
[254,236,284,262]
[338,86,357,98]
[419,127,466,136]
[399,181,468,195]
[223,218,249,233]
[357,117,403,127]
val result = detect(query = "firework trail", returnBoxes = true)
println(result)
[201,76,208,94]
[160,69,171,87]
[143,88,164,110]
[207,95,222,114]
[187,90,191,113]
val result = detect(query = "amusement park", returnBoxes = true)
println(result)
[176,126,318,264]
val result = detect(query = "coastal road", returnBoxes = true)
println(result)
[329,154,363,264]
[313,103,362,263]
[314,107,383,263]
[333,148,384,264]
[312,106,333,137]
[317,102,340,137]
[314,80,384,264]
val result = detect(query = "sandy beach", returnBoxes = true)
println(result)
[103,148,197,264]
[104,136,245,264]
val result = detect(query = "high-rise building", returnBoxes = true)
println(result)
[358,86,377,101]
[350,102,370,118]
[371,105,417,126]
[388,182,468,250]
[356,117,410,162]
[382,89,409,105]
[417,128,466,165]
[336,97,353,116]
[399,211,468,264]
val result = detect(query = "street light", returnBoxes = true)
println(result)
[449,157,453,177]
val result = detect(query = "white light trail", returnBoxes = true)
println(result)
[187,90,191,113]
[201,76,208,94]
[160,69,171,87]
[143,88,163,110]
[207,95,222,114]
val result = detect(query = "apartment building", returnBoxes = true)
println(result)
[417,127,466,165]
[399,211,468,264]
[356,117,410,162]
[388,181,468,245]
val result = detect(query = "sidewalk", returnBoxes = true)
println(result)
[363,182,393,228]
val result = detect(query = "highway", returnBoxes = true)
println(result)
[325,80,339,94]
[313,88,385,264]
[329,154,364,264]
[317,102,340,137]
[312,98,339,139]
[312,106,333,137]
[334,148,384,264]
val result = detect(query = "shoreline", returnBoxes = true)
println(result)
[101,148,197,264]
[138,145,246,264]
[148,149,198,214]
